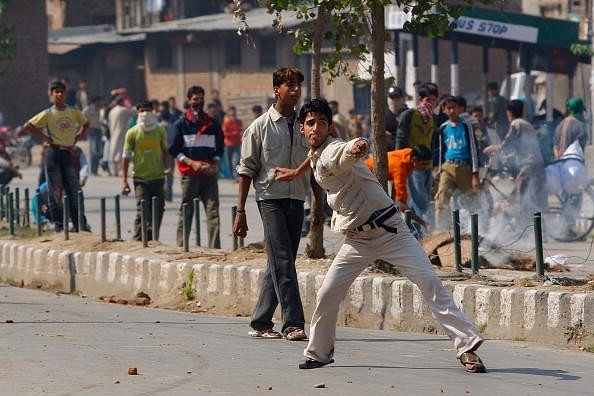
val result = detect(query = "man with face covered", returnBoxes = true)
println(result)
[169,86,225,248]
[121,100,169,241]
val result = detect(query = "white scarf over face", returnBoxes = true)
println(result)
[138,111,159,132]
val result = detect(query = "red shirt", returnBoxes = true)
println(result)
[364,148,414,203]
[222,117,243,147]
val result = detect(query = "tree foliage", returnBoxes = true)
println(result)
[0,0,17,69]
[253,0,489,82]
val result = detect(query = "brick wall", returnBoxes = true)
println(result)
[0,0,48,127]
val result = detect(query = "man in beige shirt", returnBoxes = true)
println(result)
[283,99,486,373]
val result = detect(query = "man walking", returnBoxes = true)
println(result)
[233,67,322,341]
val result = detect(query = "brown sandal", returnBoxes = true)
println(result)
[459,352,487,373]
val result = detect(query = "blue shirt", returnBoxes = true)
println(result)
[443,122,469,162]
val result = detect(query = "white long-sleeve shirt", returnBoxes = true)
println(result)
[309,137,394,232]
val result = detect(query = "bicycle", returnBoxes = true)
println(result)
[468,154,594,242]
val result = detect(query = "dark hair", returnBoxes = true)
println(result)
[441,95,458,106]
[418,83,438,99]
[136,99,153,110]
[160,100,170,109]
[470,106,483,114]
[186,85,205,99]
[91,95,102,103]
[252,105,263,113]
[455,95,467,110]
[411,144,432,161]
[273,67,304,88]
[486,81,499,91]
[328,100,338,106]
[507,99,523,118]
[298,99,332,125]
[48,79,66,92]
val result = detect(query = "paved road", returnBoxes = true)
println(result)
[1,285,593,396]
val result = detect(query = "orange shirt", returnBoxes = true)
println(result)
[222,117,243,147]
[364,148,414,203]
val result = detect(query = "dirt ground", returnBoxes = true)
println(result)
[3,231,594,314]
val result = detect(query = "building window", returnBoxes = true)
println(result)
[226,38,241,67]
[155,42,173,69]
[259,36,276,68]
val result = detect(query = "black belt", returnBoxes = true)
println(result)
[354,206,398,233]
[445,159,469,165]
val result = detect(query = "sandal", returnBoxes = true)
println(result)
[284,328,307,341]
[459,352,487,373]
[298,358,334,369]
[248,328,282,339]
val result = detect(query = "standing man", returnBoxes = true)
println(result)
[485,81,509,142]
[81,95,104,176]
[169,86,224,249]
[434,96,480,231]
[395,82,439,232]
[385,86,409,151]
[221,105,243,181]
[328,100,348,140]
[108,95,134,177]
[484,99,546,227]
[233,67,316,341]
[295,99,486,373]
[21,79,89,233]
[121,100,168,241]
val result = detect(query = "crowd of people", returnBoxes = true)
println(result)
[375,80,588,239]
[11,71,590,374]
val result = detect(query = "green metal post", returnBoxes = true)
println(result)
[152,196,159,241]
[140,199,148,247]
[115,195,121,241]
[8,192,14,236]
[35,193,42,236]
[452,210,462,272]
[470,213,479,274]
[77,190,84,232]
[193,197,201,246]
[24,188,30,227]
[14,188,20,226]
[100,197,106,242]
[63,195,69,240]
[183,203,189,252]
[534,212,545,277]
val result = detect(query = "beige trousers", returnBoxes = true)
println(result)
[304,213,484,364]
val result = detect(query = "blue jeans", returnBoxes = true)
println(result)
[251,199,305,333]
[225,144,241,179]
[87,128,103,175]
[408,168,433,219]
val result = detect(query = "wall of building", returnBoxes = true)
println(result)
[0,0,49,127]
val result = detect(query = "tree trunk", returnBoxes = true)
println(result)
[305,5,326,259]
[370,2,388,191]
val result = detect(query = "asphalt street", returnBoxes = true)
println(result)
[1,285,594,396]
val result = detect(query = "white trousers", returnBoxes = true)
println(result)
[304,213,484,364]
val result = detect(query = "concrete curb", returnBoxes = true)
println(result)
[1,240,593,346]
